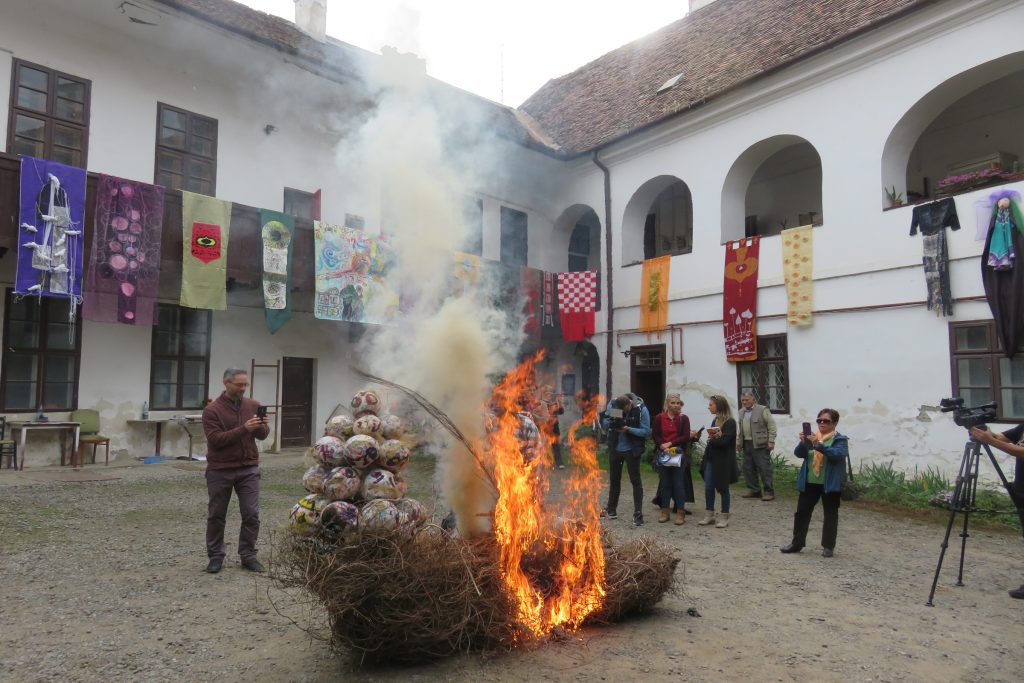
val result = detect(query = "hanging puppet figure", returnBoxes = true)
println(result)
[981,190,1024,356]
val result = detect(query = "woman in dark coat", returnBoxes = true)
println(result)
[698,395,738,528]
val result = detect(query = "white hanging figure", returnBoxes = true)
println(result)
[31,173,75,295]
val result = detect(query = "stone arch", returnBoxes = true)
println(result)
[881,52,1024,207]
[552,204,601,272]
[721,135,823,243]
[621,176,693,266]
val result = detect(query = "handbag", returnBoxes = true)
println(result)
[840,454,864,501]
[657,448,683,467]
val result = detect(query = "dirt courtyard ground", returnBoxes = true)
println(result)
[1,452,1021,682]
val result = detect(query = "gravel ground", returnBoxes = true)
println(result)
[1,453,1022,682]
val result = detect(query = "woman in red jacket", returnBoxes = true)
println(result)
[652,393,695,524]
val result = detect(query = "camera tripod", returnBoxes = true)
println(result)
[926,431,1024,606]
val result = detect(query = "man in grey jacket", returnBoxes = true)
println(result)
[737,391,777,500]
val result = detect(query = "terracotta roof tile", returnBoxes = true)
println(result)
[519,0,935,156]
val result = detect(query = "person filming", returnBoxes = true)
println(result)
[968,424,1024,599]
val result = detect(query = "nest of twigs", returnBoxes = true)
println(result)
[271,528,679,666]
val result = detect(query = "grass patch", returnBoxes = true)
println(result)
[133,479,205,496]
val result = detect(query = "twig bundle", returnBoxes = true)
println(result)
[272,528,680,666]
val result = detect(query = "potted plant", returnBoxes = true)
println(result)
[886,185,904,208]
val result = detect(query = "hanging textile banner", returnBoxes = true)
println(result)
[452,250,481,298]
[180,191,232,310]
[259,209,294,334]
[782,226,813,327]
[314,222,399,324]
[16,156,87,300]
[639,255,670,336]
[909,198,961,318]
[83,176,165,325]
[542,271,558,327]
[557,270,597,342]
[723,236,759,361]
[521,267,543,346]
[980,191,1024,355]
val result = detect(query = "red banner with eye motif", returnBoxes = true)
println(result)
[191,222,222,263]
[723,236,759,361]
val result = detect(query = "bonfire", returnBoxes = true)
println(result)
[273,355,679,665]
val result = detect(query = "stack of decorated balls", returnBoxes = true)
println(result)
[290,389,429,538]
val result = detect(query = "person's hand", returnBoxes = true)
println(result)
[690,430,699,440]
[243,417,262,433]
[767,441,775,450]
[798,432,809,443]
[970,426,994,444]
[618,426,629,433]
[661,442,672,450]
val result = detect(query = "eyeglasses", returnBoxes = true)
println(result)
[816,418,833,425]
[228,381,249,388]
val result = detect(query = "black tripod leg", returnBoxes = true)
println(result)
[954,443,981,587]
[927,439,974,606]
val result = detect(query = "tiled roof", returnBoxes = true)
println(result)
[152,0,556,153]
[519,0,935,156]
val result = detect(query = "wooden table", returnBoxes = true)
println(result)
[127,416,204,460]
[8,421,81,471]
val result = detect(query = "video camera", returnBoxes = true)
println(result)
[606,407,626,431]
[940,397,997,429]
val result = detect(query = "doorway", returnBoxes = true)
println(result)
[281,356,314,447]
[629,345,665,415]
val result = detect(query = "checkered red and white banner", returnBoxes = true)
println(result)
[557,270,597,341]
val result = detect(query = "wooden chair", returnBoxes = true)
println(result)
[0,416,17,469]
[70,409,110,466]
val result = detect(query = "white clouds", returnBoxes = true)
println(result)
[238,0,687,105]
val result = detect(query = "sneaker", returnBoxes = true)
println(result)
[1009,585,1024,599]
[205,558,223,574]
[601,509,617,519]
[633,513,644,527]
[761,494,775,501]
[822,548,834,558]
[241,558,266,573]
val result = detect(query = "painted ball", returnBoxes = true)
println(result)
[319,500,359,535]
[344,434,379,469]
[325,414,354,440]
[289,494,327,536]
[302,466,330,494]
[377,439,410,472]
[313,435,348,468]
[361,468,402,500]
[353,414,384,439]
[395,498,428,528]
[350,389,382,417]
[322,466,361,502]
[380,413,404,440]
[359,499,400,532]
[394,474,409,498]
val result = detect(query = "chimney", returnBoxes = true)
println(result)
[294,0,327,41]
[688,0,719,11]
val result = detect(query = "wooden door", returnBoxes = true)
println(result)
[629,344,666,415]
[281,356,314,447]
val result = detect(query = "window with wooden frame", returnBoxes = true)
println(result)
[0,289,82,411]
[284,187,319,220]
[736,334,789,413]
[150,304,212,410]
[500,206,528,267]
[155,103,217,195]
[7,59,90,167]
[950,320,1024,421]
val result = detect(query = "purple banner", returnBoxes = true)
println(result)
[16,156,87,298]
[83,175,166,325]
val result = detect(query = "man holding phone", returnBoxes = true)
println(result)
[201,367,270,574]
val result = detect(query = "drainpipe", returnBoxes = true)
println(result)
[592,150,614,401]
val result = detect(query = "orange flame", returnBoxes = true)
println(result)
[488,353,605,637]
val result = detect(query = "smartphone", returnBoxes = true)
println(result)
[802,421,812,436]
[256,406,268,421]
[694,426,705,439]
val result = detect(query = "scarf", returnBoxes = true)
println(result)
[812,431,835,477]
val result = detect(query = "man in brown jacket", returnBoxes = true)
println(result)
[202,367,270,574]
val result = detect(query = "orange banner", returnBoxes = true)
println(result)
[640,255,671,336]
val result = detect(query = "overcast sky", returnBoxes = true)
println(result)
[238,0,689,106]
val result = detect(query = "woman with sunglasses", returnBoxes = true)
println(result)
[781,408,849,557]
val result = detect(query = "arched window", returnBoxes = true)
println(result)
[882,53,1024,207]
[722,135,822,243]
[622,176,693,265]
